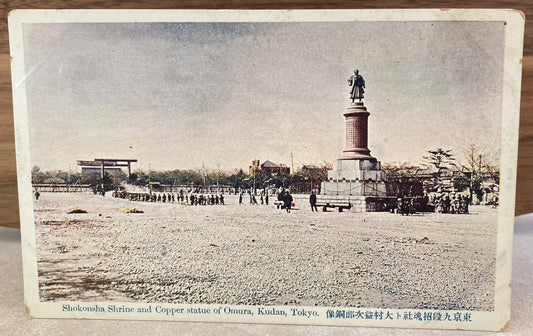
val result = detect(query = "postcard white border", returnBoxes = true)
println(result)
[8,9,525,331]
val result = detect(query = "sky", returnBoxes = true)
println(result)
[22,20,505,172]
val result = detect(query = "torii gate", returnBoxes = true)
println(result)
[77,159,137,179]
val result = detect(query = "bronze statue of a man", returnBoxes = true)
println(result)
[348,69,365,102]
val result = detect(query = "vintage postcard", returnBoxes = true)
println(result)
[9,9,524,331]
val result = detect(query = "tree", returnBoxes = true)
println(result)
[225,169,250,191]
[129,170,150,186]
[383,162,423,197]
[102,172,114,191]
[421,148,456,193]
[423,148,455,169]
[454,144,500,202]
[31,166,44,184]
[290,162,331,193]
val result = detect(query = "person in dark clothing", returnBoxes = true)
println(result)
[277,191,284,209]
[443,195,451,213]
[310,191,318,212]
[399,196,410,215]
[34,190,40,200]
[239,193,243,205]
[265,193,269,205]
[283,192,293,213]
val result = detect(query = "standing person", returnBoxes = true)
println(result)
[34,190,40,200]
[277,190,284,209]
[265,193,269,205]
[310,191,318,212]
[443,195,451,213]
[284,191,293,213]
[239,193,243,205]
[260,194,264,205]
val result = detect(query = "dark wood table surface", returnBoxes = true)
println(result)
[0,1,531,228]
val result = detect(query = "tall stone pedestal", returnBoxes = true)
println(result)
[339,102,372,160]
[320,101,391,212]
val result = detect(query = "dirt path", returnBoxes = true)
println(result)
[34,193,497,310]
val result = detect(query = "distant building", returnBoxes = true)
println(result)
[249,160,290,175]
[416,166,456,193]
[249,160,261,174]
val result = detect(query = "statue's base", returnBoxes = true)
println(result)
[321,179,387,197]
[320,158,389,212]
[315,194,397,213]
[325,159,386,187]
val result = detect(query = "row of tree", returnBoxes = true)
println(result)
[128,164,331,193]
[31,145,498,199]
[384,145,499,201]
[31,166,127,191]
[31,163,331,194]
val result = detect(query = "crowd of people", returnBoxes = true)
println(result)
[235,189,295,213]
[112,188,297,210]
[396,194,472,215]
[238,191,270,206]
[431,194,471,214]
[46,184,490,216]
[112,190,225,206]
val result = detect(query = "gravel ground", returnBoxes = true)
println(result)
[34,192,496,311]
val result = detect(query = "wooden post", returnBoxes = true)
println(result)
[101,161,105,191]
